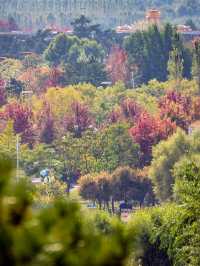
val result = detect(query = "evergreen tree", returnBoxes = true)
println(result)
[167,48,184,86]
[192,39,200,94]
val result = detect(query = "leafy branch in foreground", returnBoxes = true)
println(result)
[0,157,131,266]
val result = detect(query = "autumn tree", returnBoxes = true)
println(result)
[79,174,98,203]
[95,172,112,210]
[130,112,176,166]
[2,102,35,145]
[120,98,142,122]
[111,167,153,211]
[37,101,55,144]
[159,90,192,130]
[64,101,92,138]
[106,46,129,84]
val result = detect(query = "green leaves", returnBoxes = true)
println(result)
[0,158,131,266]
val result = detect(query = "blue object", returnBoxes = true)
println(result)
[40,169,50,178]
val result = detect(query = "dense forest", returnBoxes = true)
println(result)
[1,0,200,30]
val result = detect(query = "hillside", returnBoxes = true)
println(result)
[0,0,200,31]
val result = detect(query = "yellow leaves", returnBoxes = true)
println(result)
[44,87,82,118]
[0,58,23,80]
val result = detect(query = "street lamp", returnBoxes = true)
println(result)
[16,134,20,181]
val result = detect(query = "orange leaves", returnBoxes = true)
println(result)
[106,46,130,84]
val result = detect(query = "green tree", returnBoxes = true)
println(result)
[150,129,190,202]
[44,34,80,66]
[0,121,17,159]
[167,48,184,85]
[192,39,200,94]
[98,123,139,173]
[53,134,81,194]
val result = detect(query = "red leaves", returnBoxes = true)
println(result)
[159,90,192,130]
[120,99,142,121]
[43,67,64,89]
[192,96,200,121]
[64,101,92,137]
[2,102,34,145]
[129,111,176,165]
[108,99,142,124]
[37,101,55,144]
[106,46,130,84]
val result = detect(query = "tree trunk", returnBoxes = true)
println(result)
[111,198,115,214]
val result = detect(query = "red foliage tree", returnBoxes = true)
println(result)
[64,101,92,137]
[106,46,130,84]
[107,99,142,124]
[43,67,64,89]
[0,20,9,32]
[37,101,55,144]
[2,102,35,145]
[107,108,122,124]
[192,96,200,121]
[129,112,176,166]
[159,91,192,131]
[120,99,142,121]
[0,80,7,107]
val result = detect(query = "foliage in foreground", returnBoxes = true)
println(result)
[0,157,130,266]
[128,159,200,266]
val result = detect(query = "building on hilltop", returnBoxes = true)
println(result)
[146,9,161,25]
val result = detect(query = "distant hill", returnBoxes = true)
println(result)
[0,0,200,31]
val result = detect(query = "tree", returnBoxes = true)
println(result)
[64,38,106,85]
[21,143,54,176]
[0,58,23,81]
[192,38,200,94]
[120,98,142,122]
[0,121,17,159]
[149,129,190,202]
[106,46,130,84]
[6,78,23,98]
[37,101,55,144]
[53,134,81,194]
[44,34,80,66]
[0,80,7,107]
[44,35,106,85]
[0,159,131,266]
[71,15,100,39]
[171,159,200,265]
[159,90,192,131]
[123,24,177,85]
[79,174,98,203]
[64,101,92,138]
[2,102,35,145]
[95,172,112,210]
[18,66,53,94]
[167,48,184,85]
[99,123,139,172]
[130,112,176,166]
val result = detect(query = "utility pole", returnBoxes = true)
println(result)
[131,71,135,88]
